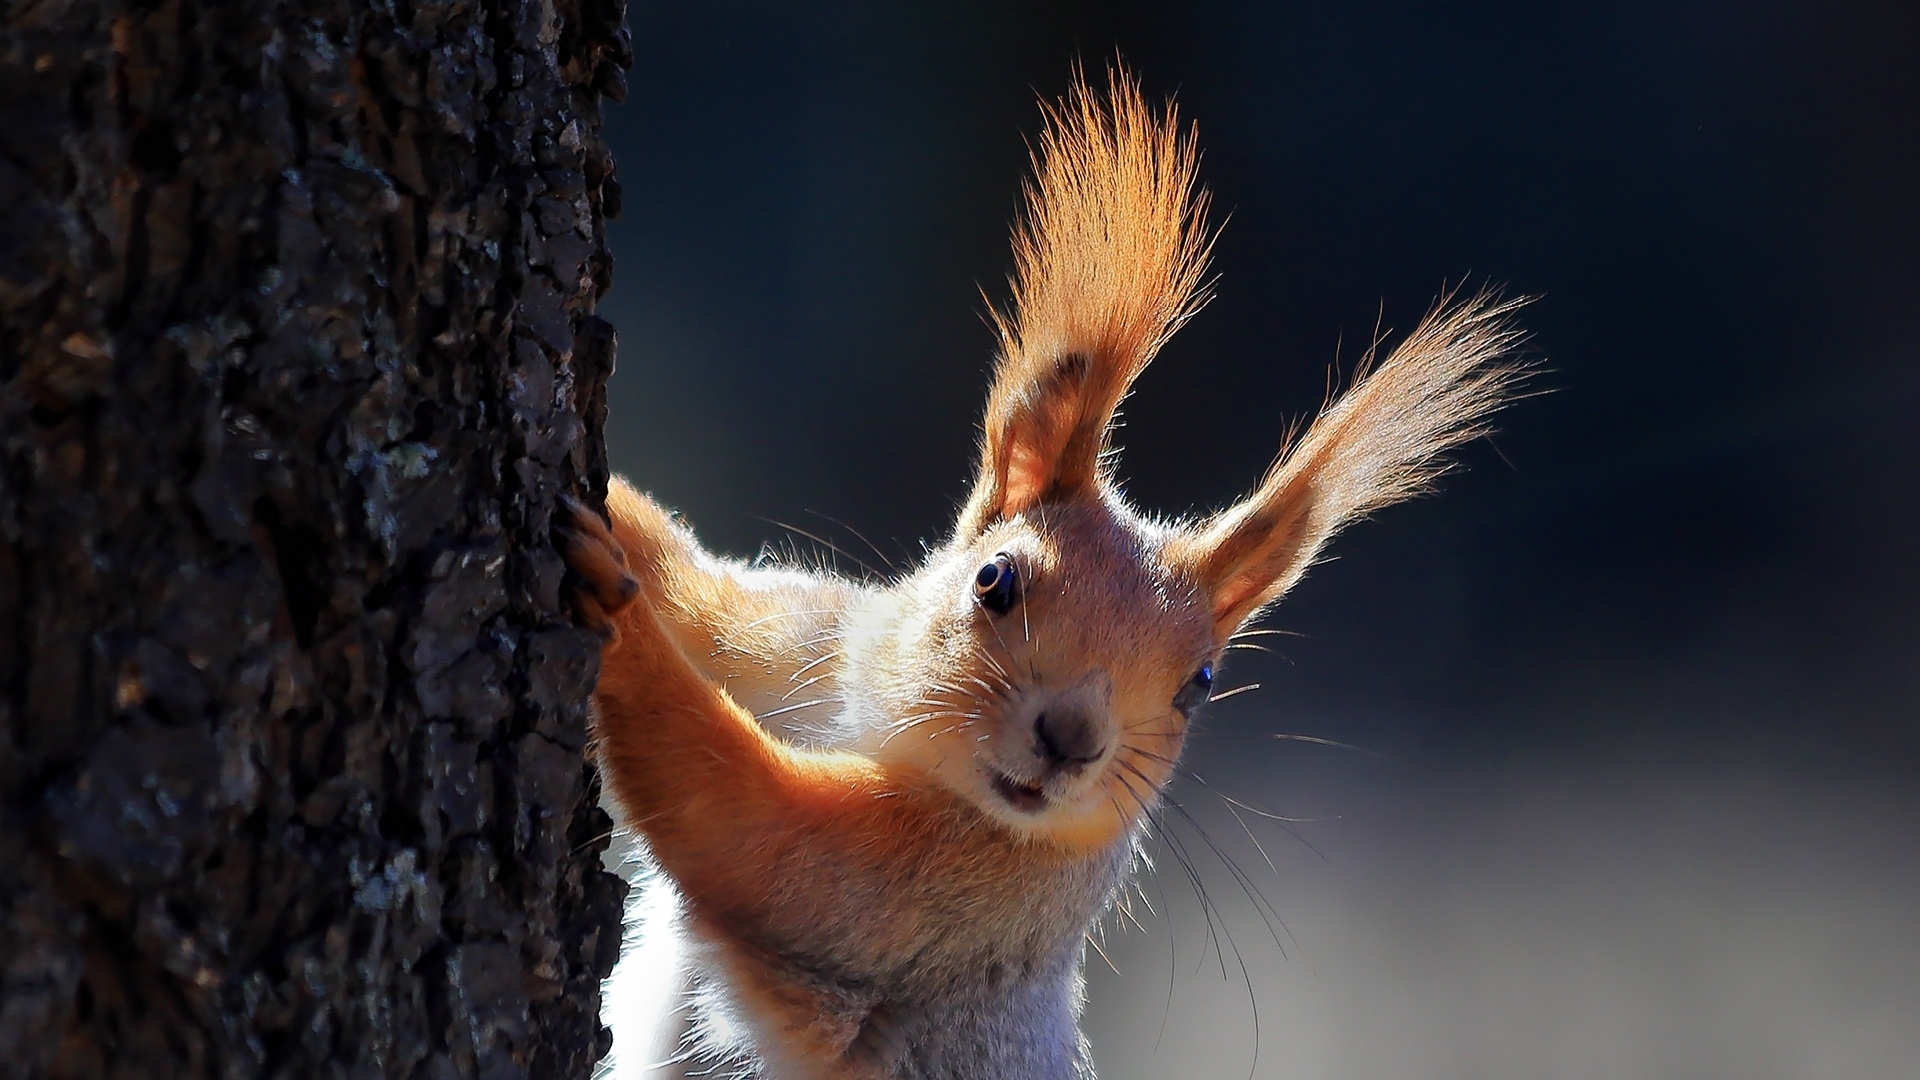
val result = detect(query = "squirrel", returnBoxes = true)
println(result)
[558,66,1525,1080]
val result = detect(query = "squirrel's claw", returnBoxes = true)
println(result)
[555,493,642,642]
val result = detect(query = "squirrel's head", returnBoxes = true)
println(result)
[852,68,1524,852]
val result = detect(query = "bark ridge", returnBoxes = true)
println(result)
[0,0,632,1075]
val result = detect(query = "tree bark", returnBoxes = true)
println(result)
[0,0,631,1076]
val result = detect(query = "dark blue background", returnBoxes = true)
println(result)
[599,4,1918,1075]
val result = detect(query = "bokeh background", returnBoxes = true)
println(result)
[597,3,1919,1077]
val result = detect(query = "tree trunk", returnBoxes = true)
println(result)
[0,0,631,1075]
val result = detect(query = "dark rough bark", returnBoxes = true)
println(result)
[0,0,632,1076]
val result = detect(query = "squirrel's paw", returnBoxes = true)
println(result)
[555,494,642,642]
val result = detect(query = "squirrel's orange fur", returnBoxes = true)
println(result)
[561,66,1525,1079]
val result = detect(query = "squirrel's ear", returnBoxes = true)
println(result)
[957,64,1213,534]
[1165,292,1528,639]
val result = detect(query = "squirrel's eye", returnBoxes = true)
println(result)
[1172,662,1213,717]
[973,553,1019,615]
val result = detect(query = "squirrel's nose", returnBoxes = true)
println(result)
[1034,709,1106,770]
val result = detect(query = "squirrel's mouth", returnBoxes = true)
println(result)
[989,770,1048,813]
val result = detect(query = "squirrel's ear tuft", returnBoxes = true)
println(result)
[1165,291,1530,638]
[957,63,1214,535]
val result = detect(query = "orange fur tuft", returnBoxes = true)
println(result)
[1166,289,1529,633]
[961,66,1215,531]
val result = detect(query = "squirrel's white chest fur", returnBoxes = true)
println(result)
[601,831,1120,1080]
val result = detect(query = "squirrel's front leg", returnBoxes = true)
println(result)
[557,497,960,1077]
[589,477,859,724]
[563,495,959,932]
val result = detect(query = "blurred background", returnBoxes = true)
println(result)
[598,3,1919,1077]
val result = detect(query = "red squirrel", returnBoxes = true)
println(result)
[560,66,1524,1080]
